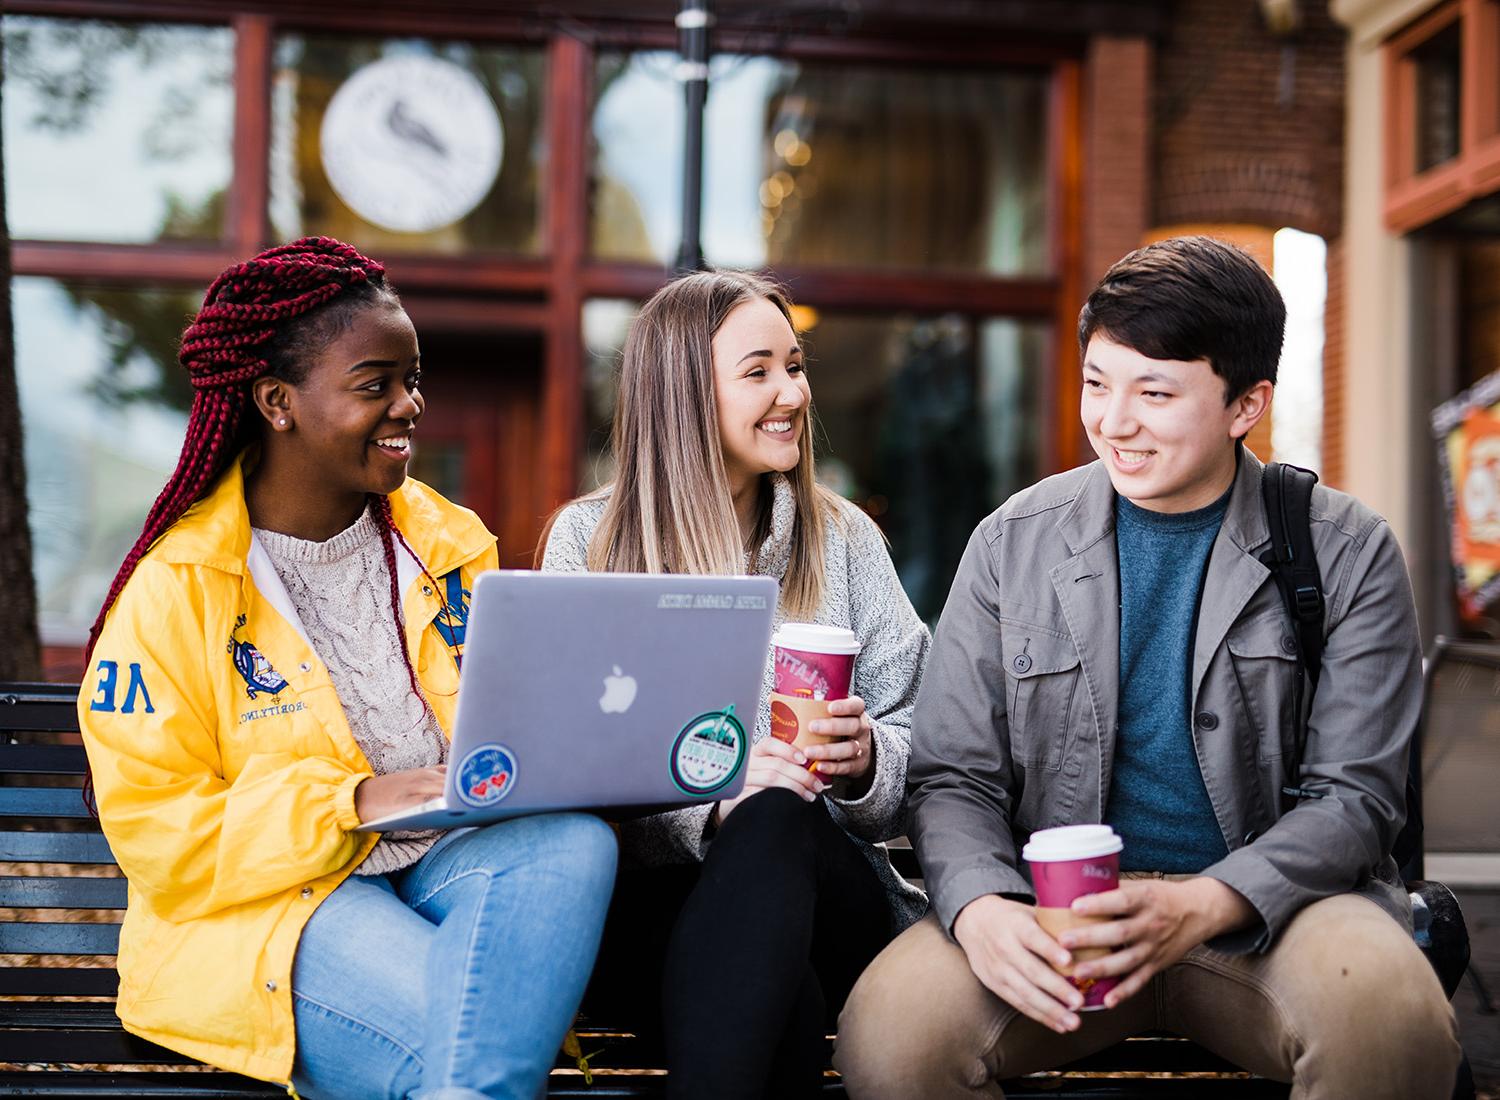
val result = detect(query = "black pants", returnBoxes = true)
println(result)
[582,788,893,1099]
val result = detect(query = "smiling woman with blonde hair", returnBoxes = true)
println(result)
[543,269,930,1099]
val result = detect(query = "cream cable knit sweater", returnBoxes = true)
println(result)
[543,474,930,932]
[254,507,446,876]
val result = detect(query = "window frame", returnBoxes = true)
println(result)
[6,0,1085,508]
[1384,0,1500,231]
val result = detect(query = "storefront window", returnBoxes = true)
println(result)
[271,34,546,255]
[806,313,1047,619]
[1460,239,1500,391]
[1414,21,1463,171]
[581,299,636,494]
[13,277,198,645]
[591,53,1050,276]
[2,17,233,243]
[582,297,1046,620]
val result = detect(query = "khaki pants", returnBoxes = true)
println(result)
[834,892,1461,1100]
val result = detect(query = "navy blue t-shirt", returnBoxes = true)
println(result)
[1105,490,1232,872]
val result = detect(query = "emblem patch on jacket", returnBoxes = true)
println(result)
[433,569,471,666]
[228,614,288,699]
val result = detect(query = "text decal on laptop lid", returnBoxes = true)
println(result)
[668,705,746,796]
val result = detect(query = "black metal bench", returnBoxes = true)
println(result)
[0,682,1466,1098]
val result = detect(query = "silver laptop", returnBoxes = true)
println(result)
[357,571,778,832]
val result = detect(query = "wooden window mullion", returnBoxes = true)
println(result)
[229,13,273,256]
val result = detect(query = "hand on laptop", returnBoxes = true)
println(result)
[714,738,828,826]
[801,695,873,780]
[354,766,449,824]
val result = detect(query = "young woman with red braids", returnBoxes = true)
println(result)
[77,237,616,1100]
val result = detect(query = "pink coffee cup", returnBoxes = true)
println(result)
[1022,824,1124,1010]
[769,624,861,755]
[771,623,859,701]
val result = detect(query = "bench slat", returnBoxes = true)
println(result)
[0,1028,196,1064]
[0,966,118,997]
[0,744,88,775]
[0,921,119,955]
[0,831,114,864]
[0,1072,284,1098]
[0,876,127,909]
[0,789,95,819]
[0,685,85,734]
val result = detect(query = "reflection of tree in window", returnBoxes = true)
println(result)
[3,18,231,242]
[66,287,199,415]
[589,55,657,262]
[873,319,990,618]
[758,67,1048,274]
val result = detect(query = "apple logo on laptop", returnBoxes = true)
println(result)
[599,666,638,714]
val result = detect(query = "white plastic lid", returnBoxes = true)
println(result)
[1021,824,1123,863]
[771,623,861,655]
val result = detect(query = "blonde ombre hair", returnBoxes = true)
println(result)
[583,270,838,619]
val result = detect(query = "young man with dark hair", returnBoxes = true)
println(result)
[835,237,1461,1098]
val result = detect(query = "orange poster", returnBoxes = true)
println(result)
[1434,373,1500,614]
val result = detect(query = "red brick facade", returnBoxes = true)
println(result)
[1084,36,1153,287]
[1153,0,1347,240]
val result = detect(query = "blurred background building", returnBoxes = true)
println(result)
[4,0,1346,674]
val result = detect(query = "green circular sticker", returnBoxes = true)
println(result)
[669,707,747,796]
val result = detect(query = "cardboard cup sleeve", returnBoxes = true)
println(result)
[768,692,837,751]
[1033,908,1112,969]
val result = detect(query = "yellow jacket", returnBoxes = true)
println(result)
[78,453,497,1085]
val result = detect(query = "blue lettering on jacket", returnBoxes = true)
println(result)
[434,569,471,667]
[89,661,118,712]
[90,661,155,714]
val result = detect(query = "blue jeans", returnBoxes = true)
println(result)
[290,813,617,1100]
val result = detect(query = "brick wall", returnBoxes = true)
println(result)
[1153,0,1347,239]
[1084,37,1152,288]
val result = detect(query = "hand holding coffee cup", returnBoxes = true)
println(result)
[1022,825,1125,1011]
[768,624,867,776]
[798,695,873,779]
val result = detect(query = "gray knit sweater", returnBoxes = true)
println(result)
[254,507,447,876]
[542,474,930,931]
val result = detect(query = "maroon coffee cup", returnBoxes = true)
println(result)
[768,624,860,756]
[1022,825,1125,1010]
[770,623,859,701]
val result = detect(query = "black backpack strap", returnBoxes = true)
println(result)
[1259,462,1425,871]
[1259,462,1325,805]
[1261,463,1325,690]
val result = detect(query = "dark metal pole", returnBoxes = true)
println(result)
[673,0,710,273]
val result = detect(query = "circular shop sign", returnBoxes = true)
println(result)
[320,55,503,234]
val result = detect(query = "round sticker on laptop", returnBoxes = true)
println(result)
[455,743,518,808]
[669,705,747,796]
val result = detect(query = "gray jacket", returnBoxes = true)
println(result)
[910,453,1420,953]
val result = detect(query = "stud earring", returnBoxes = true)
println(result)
[277,418,288,427]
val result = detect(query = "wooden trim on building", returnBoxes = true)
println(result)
[7,0,1171,38]
[1383,0,1500,231]
[540,32,591,513]
[1051,58,1086,470]
[229,14,272,256]
[10,241,238,284]
[580,263,1061,316]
